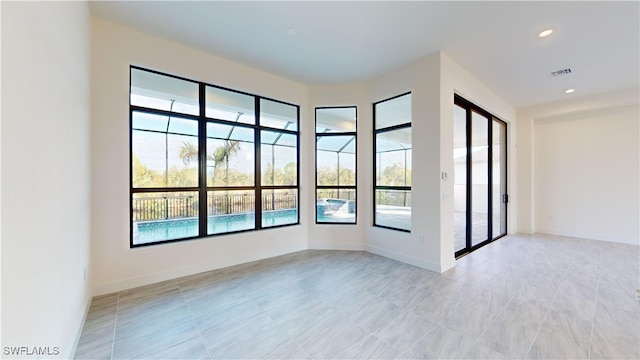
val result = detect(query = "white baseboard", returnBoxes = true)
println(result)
[535,229,639,246]
[308,241,365,251]
[365,244,444,272]
[92,245,306,296]
[69,295,92,358]
[93,238,490,296]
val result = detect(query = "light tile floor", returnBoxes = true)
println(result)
[74,233,640,359]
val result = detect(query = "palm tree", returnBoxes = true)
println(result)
[178,141,198,166]
[213,140,241,185]
[178,140,241,185]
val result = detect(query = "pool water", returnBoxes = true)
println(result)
[134,209,298,245]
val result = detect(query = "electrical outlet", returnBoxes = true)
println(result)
[83,267,87,281]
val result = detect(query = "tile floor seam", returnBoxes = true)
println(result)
[74,236,639,360]
[587,266,602,360]
[176,278,214,360]
[332,285,408,359]
[110,292,119,360]
[523,258,573,360]
[461,291,514,356]
[394,326,432,360]
[472,262,557,359]
[295,340,313,360]
[259,308,291,358]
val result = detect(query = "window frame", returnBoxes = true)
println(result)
[315,106,358,225]
[130,66,300,248]
[453,94,508,258]
[373,92,412,232]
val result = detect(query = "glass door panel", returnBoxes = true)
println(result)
[471,111,489,246]
[492,120,507,237]
[453,105,467,253]
[454,96,507,258]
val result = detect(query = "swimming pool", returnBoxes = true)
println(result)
[133,209,298,245]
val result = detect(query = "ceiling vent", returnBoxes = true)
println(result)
[550,68,572,77]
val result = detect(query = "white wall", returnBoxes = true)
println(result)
[361,52,517,272]
[518,88,639,245]
[91,19,311,295]
[1,2,91,358]
[364,53,444,270]
[534,104,639,244]
[307,84,368,250]
[440,54,517,262]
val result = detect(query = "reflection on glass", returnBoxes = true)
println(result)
[492,120,507,237]
[471,111,489,246]
[132,191,199,244]
[375,93,412,129]
[453,105,467,253]
[206,86,255,124]
[131,68,199,115]
[374,93,411,231]
[316,107,356,133]
[317,189,356,223]
[261,131,297,186]
[376,130,412,187]
[260,99,297,131]
[207,190,255,234]
[131,112,199,188]
[375,189,411,231]
[206,123,254,187]
[317,135,356,186]
[262,189,298,227]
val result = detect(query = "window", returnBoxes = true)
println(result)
[315,107,357,224]
[130,67,299,246]
[373,93,412,231]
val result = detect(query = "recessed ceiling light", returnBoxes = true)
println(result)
[285,28,297,36]
[565,88,575,94]
[538,29,553,38]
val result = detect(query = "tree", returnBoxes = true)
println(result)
[179,140,242,186]
[282,161,297,185]
[317,165,355,186]
[178,141,198,166]
[262,161,297,186]
[212,140,241,185]
[132,154,162,187]
[379,162,411,186]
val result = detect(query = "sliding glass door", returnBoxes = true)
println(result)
[454,95,507,257]
[492,121,507,238]
[453,105,467,254]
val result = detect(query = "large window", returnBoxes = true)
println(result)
[374,93,412,231]
[315,107,357,224]
[130,67,299,247]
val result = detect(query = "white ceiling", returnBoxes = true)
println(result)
[89,1,639,108]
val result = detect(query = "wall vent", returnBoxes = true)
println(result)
[550,68,572,77]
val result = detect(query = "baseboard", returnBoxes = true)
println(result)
[69,294,92,358]
[365,244,443,272]
[534,229,639,246]
[308,241,365,251]
[92,245,306,296]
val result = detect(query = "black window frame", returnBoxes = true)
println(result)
[315,106,358,225]
[130,66,300,248]
[454,94,508,258]
[373,92,412,232]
